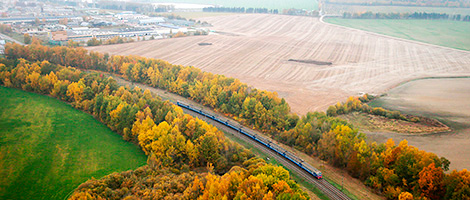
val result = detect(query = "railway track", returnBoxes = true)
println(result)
[108,75,351,200]
[177,101,351,200]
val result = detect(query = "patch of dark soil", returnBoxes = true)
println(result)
[288,59,332,65]
[198,43,212,46]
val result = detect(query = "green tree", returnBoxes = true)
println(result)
[87,37,101,46]
[24,33,32,44]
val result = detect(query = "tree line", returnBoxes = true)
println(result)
[202,7,318,16]
[327,95,451,132]
[325,0,470,8]
[3,43,470,199]
[70,159,307,199]
[4,43,297,135]
[203,7,279,14]
[0,58,308,199]
[96,1,158,13]
[342,11,470,21]
[86,36,132,47]
[327,95,419,122]
[0,58,249,173]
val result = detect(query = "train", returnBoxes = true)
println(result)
[176,101,323,179]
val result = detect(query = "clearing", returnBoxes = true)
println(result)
[0,87,147,200]
[324,18,470,51]
[339,112,450,134]
[88,14,470,115]
[366,78,470,171]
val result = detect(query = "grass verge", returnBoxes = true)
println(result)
[324,177,360,200]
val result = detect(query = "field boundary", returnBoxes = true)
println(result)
[320,16,470,53]
[379,75,470,96]
[390,75,470,88]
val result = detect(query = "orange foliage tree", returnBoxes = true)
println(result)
[2,43,469,200]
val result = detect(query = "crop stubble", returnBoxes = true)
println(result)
[88,14,470,114]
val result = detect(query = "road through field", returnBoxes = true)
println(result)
[88,14,470,115]
[0,32,24,45]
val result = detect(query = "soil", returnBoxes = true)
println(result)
[367,78,470,171]
[288,59,332,65]
[87,14,470,115]
[86,14,470,172]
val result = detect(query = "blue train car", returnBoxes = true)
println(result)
[176,101,323,179]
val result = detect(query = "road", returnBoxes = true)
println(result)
[109,74,351,200]
[0,32,25,45]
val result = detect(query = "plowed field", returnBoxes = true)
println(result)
[367,78,470,171]
[88,14,470,114]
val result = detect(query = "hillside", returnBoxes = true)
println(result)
[325,18,470,51]
[87,14,470,115]
[0,86,147,200]
[5,43,470,199]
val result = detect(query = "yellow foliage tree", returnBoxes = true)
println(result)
[66,80,85,102]
[398,191,413,200]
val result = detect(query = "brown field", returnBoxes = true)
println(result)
[88,14,470,115]
[367,78,470,171]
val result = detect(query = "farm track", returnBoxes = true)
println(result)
[88,14,470,115]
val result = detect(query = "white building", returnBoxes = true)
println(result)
[137,17,165,25]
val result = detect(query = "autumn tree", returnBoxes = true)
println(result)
[59,18,68,25]
[418,163,445,199]
[87,37,101,46]
[66,80,85,102]
[3,43,466,200]
[444,169,470,199]
[24,33,32,44]
[398,192,413,200]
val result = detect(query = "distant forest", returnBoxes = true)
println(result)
[203,7,279,14]
[95,1,161,13]
[342,11,470,21]
[203,7,319,16]
[325,0,470,8]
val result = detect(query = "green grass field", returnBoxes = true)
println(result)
[325,18,470,51]
[324,5,470,16]
[0,87,147,200]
